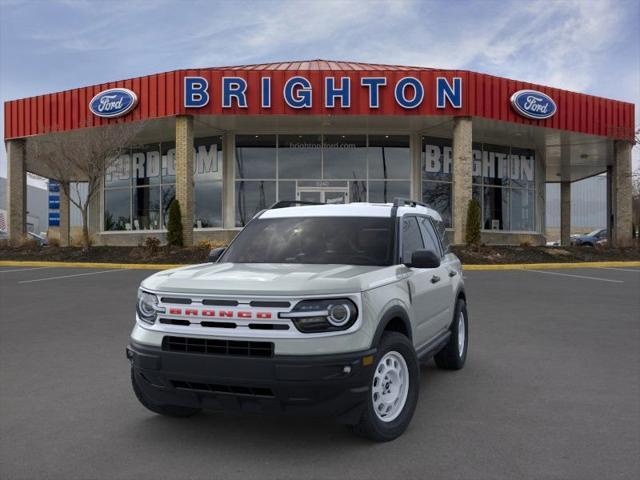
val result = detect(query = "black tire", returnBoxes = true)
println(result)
[131,369,201,418]
[434,298,468,370]
[352,332,419,442]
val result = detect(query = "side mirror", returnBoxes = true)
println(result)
[405,249,440,269]
[208,247,226,263]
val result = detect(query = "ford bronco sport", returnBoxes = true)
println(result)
[127,199,468,441]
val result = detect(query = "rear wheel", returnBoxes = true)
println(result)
[434,299,468,370]
[131,369,201,418]
[352,332,419,442]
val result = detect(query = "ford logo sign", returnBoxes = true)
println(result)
[89,88,138,118]
[510,89,556,120]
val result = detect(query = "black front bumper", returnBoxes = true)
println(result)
[127,340,376,424]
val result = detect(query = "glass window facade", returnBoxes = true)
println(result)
[234,134,411,226]
[104,136,223,231]
[422,136,536,232]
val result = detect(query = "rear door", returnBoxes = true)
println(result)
[400,216,449,347]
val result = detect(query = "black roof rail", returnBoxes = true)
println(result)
[269,200,325,209]
[392,197,431,209]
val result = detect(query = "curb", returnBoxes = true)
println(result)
[1,260,639,271]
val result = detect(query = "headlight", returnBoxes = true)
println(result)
[280,298,358,333]
[136,290,164,324]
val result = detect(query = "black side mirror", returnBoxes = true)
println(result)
[405,249,440,269]
[208,247,226,263]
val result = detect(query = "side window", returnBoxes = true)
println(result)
[433,219,450,254]
[418,217,442,257]
[402,216,424,263]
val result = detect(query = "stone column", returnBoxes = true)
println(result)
[59,182,70,247]
[560,181,571,246]
[6,139,27,244]
[175,115,194,246]
[611,141,633,247]
[409,134,422,201]
[222,133,236,229]
[452,117,473,245]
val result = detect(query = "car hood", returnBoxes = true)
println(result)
[141,262,404,296]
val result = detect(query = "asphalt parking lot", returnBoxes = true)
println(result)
[1,265,639,480]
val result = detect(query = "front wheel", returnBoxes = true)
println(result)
[352,332,419,442]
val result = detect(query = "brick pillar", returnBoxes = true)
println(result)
[59,182,70,246]
[560,181,571,246]
[452,117,473,245]
[222,133,236,229]
[611,141,633,247]
[175,115,194,246]
[6,139,27,244]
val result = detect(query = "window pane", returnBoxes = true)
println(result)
[132,186,160,230]
[278,134,321,179]
[350,180,368,203]
[482,144,510,187]
[104,188,130,231]
[432,218,450,253]
[278,180,296,201]
[194,181,222,228]
[161,142,176,183]
[161,185,175,228]
[368,181,410,203]
[402,216,424,263]
[194,136,223,183]
[323,135,366,179]
[422,181,452,228]
[235,135,276,179]
[510,147,535,188]
[105,153,131,188]
[418,217,441,256]
[472,142,483,184]
[483,186,509,230]
[368,135,410,179]
[236,180,276,226]
[510,188,535,231]
[422,136,452,182]
[132,144,161,187]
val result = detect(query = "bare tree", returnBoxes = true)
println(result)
[27,121,144,250]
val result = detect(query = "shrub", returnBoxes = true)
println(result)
[166,200,183,247]
[519,241,532,247]
[465,199,481,246]
[144,236,161,256]
[48,237,61,248]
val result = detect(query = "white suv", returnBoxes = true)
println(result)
[127,199,468,441]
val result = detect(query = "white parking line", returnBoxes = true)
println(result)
[18,269,124,284]
[0,266,56,273]
[527,269,624,283]
[598,267,640,273]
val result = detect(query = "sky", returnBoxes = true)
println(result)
[1,0,639,182]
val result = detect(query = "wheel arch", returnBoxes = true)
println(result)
[371,305,413,348]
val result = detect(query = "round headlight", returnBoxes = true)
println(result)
[327,303,351,327]
[137,290,160,324]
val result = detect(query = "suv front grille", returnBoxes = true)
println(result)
[162,336,274,358]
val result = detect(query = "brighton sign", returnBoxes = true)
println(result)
[89,88,138,118]
[510,89,557,120]
[183,75,463,110]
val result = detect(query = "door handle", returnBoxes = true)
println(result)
[448,270,457,277]
[430,275,441,284]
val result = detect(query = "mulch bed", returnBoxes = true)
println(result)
[1,243,639,265]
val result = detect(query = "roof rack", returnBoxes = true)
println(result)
[269,200,325,209]
[392,198,431,209]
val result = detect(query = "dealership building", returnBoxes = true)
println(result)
[3,60,635,246]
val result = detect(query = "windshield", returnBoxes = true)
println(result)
[587,229,603,237]
[222,216,395,266]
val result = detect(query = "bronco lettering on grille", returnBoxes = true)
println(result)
[166,308,272,319]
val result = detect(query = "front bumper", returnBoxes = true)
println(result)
[127,340,376,424]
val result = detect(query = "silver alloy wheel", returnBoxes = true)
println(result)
[457,312,465,357]
[371,351,409,422]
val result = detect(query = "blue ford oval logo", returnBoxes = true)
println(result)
[89,88,138,118]
[510,89,556,120]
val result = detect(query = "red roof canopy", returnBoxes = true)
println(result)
[4,59,635,141]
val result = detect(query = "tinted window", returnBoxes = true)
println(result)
[418,217,441,257]
[223,217,394,266]
[401,217,424,263]
[432,219,450,253]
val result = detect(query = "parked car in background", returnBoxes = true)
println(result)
[572,229,607,247]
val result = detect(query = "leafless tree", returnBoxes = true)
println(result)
[27,121,144,250]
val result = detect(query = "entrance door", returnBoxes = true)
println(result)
[296,187,349,204]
